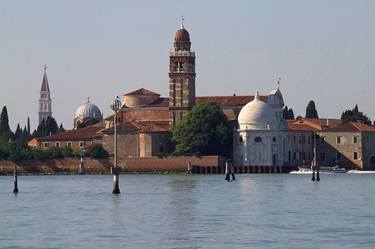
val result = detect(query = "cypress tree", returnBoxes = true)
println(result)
[14,124,22,140]
[305,100,319,119]
[0,106,11,135]
[27,117,31,135]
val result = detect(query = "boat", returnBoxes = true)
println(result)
[290,165,347,174]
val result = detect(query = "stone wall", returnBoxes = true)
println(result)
[0,156,222,175]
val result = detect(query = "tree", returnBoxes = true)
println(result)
[14,124,22,140]
[305,100,319,119]
[341,104,371,125]
[282,106,295,120]
[27,117,31,135]
[0,106,11,135]
[33,116,59,137]
[172,102,232,157]
[88,144,109,159]
[58,123,65,133]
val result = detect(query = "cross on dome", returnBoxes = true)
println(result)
[181,16,185,29]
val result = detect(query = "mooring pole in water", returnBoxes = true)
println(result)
[13,166,18,194]
[110,96,122,194]
[79,151,85,175]
[312,133,317,182]
[225,160,230,181]
[187,161,192,174]
[316,165,320,181]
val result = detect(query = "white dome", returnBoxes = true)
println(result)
[238,92,279,130]
[74,101,103,120]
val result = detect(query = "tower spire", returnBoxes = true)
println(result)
[39,65,52,124]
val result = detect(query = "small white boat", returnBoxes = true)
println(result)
[347,170,375,174]
[290,166,347,174]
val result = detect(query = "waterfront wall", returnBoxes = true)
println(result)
[0,156,223,175]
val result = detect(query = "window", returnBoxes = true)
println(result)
[299,136,302,144]
[43,142,49,148]
[272,137,277,143]
[55,142,60,148]
[293,152,297,160]
[293,136,296,143]
[239,136,243,143]
[336,136,342,144]
[302,152,306,160]
[353,137,358,144]
[67,142,72,148]
[79,141,85,148]
[320,153,326,161]
[254,137,262,143]
[308,136,311,144]
[302,136,306,144]
[353,152,358,160]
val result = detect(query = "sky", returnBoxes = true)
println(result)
[0,0,374,131]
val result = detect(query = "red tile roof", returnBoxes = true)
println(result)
[196,95,267,106]
[123,88,160,96]
[37,126,103,141]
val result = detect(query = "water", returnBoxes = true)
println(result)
[1,174,375,249]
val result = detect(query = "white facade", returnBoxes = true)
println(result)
[233,87,289,166]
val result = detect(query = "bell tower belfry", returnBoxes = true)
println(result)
[38,65,52,124]
[169,18,196,127]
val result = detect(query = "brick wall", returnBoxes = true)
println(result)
[0,156,223,175]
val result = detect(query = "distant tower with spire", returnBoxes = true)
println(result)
[38,65,52,124]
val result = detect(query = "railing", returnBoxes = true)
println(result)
[170,51,195,57]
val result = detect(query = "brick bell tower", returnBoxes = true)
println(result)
[169,18,196,127]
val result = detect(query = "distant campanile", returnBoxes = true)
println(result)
[169,18,196,127]
[38,65,52,124]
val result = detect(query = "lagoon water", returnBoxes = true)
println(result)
[1,174,375,249]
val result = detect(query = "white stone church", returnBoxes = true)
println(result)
[233,85,289,167]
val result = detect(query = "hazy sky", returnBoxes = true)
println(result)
[1,0,374,130]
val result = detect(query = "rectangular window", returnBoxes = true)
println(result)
[308,136,311,144]
[299,136,302,144]
[67,142,72,148]
[293,136,296,143]
[336,136,342,144]
[272,137,277,143]
[353,152,358,160]
[353,137,358,144]
[320,153,326,161]
[302,136,306,144]
[43,142,49,148]
[55,142,60,148]
[293,152,296,160]
[79,141,85,148]
[302,152,306,160]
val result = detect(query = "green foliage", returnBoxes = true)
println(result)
[172,102,232,157]
[88,144,109,159]
[0,106,11,135]
[14,124,22,140]
[341,104,371,125]
[282,106,295,120]
[33,116,59,137]
[77,119,100,129]
[305,100,319,119]
[62,146,74,158]
[58,123,66,133]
